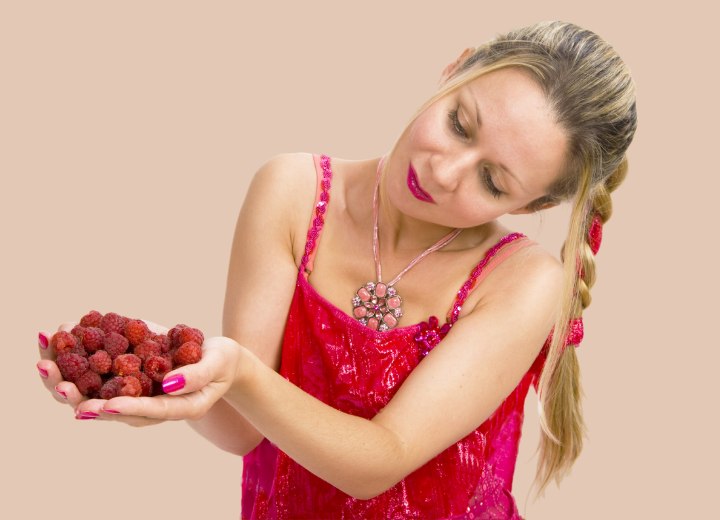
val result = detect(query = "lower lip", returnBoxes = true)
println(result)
[407,165,435,203]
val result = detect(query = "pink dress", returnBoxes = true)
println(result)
[241,155,548,519]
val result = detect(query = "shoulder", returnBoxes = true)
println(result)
[247,152,324,265]
[471,235,564,324]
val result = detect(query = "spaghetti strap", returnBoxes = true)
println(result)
[299,154,333,277]
[446,232,536,323]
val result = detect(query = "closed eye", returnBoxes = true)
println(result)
[448,109,468,139]
[482,168,503,199]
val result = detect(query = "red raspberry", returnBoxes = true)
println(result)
[168,324,189,348]
[136,371,153,397]
[88,350,112,375]
[100,312,127,335]
[178,327,204,346]
[173,341,202,366]
[81,327,105,353]
[112,354,142,376]
[75,370,103,397]
[103,332,129,359]
[80,310,103,328]
[70,325,86,341]
[99,376,123,399]
[56,353,89,383]
[50,331,78,355]
[144,355,172,382]
[134,340,161,361]
[151,333,171,353]
[118,375,142,397]
[124,319,151,347]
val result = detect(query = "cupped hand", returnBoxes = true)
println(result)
[73,336,243,427]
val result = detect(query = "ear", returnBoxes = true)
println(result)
[509,200,560,215]
[439,47,475,85]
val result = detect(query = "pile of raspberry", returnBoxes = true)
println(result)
[52,310,203,398]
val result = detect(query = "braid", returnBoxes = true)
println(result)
[534,157,629,495]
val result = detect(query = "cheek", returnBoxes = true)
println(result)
[405,110,446,150]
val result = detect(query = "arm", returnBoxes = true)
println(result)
[220,249,563,498]
[184,152,316,455]
[80,220,561,497]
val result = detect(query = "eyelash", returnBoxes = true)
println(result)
[448,108,503,199]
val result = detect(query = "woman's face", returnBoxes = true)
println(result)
[386,67,568,230]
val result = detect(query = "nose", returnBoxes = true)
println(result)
[431,152,478,192]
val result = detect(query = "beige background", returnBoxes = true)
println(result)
[2,1,716,518]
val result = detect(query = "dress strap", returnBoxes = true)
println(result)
[446,232,536,324]
[299,154,333,277]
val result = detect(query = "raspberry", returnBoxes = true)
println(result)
[88,350,112,375]
[134,340,161,361]
[76,370,103,397]
[80,310,103,328]
[144,355,172,382]
[119,376,142,397]
[174,341,202,366]
[152,333,171,353]
[103,332,129,359]
[57,353,89,383]
[99,376,123,399]
[168,324,189,348]
[112,354,142,377]
[50,331,78,355]
[136,371,153,397]
[70,325,86,340]
[178,327,204,346]
[81,327,105,353]
[124,319,150,347]
[100,312,127,335]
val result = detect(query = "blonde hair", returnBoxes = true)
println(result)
[383,21,637,495]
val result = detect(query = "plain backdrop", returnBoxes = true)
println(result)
[2,1,717,518]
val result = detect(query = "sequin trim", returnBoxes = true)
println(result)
[448,233,526,324]
[300,154,333,273]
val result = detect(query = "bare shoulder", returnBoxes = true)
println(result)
[247,152,319,265]
[475,237,564,311]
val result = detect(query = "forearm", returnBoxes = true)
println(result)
[185,396,264,456]
[224,348,407,499]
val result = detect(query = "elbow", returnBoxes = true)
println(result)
[343,472,404,501]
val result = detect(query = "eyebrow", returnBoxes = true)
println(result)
[471,96,526,194]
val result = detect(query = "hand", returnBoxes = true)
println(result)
[73,335,244,427]
[37,322,83,409]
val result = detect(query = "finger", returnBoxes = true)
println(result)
[36,358,85,406]
[158,337,237,396]
[102,390,213,422]
[75,398,164,426]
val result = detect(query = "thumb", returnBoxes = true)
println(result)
[160,336,239,395]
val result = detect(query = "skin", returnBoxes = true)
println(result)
[37,55,568,499]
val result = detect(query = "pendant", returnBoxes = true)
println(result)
[352,282,403,331]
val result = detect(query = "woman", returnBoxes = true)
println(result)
[38,21,637,518]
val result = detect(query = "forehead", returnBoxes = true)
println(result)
[458,67,567,195]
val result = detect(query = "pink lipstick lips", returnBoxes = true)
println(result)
[407,164,435,203]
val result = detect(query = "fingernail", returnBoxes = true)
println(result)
[55,385,67,399]
[162,374,185,393]
[37,364,48,378]
[76,411,99,420]
[38,332,49,349]
[102,409,120,414]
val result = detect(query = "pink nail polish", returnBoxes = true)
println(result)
[102,409,120,414]
[55,386,67,399]
[38,332,49,349]
[162,374,185,393]
[37,364,48,378]
[76,411,99,420]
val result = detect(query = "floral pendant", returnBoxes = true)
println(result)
[352,282,403,331]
